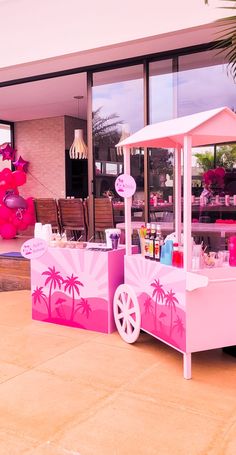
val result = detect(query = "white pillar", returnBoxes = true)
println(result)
[175,146,182,244]
[124,146,132,256]
[183,135,192,272]
[183,353,192,379]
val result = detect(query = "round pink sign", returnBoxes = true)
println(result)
[21,238,48,259]
[115,174,136,198]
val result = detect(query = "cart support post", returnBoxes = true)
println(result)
[175,146,182,244]
[183,353,192,379]
[183,135,192,272]
[124,146,132,256]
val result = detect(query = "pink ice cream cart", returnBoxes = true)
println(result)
[112,107,236,379]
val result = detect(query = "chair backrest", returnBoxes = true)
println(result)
[83,197,89,235]
[94,197,114,232]
[58,198,86,232]
[34,198,60,231]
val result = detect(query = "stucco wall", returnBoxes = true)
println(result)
[0,0,233,69]
[14,117,65,199]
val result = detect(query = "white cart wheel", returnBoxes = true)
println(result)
[113,284,141,343]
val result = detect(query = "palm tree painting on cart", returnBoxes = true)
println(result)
[31,247,125,333]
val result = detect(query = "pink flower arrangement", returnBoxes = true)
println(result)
[203,167,225,188]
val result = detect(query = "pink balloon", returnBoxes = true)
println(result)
[0,223,17,239]
[4,193,28,209]
[0,205,13,220]
[26,197,35,213]
[12,170,27,187]
[17,220,28,231]
[22,211,35,226]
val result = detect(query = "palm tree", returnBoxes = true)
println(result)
[42,266,64,318]
[172,315,185,338]
[74,298,92,319]
[54,297,67,319]
[164,289,179,338]
[205,0,236,80]
[144,296,154,315]
[32,286,49,315]
[151,279,166,330]
[92,107,122,147]
[63,274,84,321]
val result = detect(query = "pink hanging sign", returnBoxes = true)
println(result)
[115,174,136,198]
[21,238,48,259]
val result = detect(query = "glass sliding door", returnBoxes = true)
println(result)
[92,65,144,226]
[148,60,175,224]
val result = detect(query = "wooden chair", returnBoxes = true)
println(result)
[83,197,89,239]
[94,197,114,240]
[34,198,61,232]
[58,198,87,240]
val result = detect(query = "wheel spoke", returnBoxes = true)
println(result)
[128,307,136,315]
[128,315,136,328]
[127,320,132,335]
[122,318,127,331]
[121,292,127,306]
[117,312,124,320]
[117,299,124,312]
[127,295,131,309]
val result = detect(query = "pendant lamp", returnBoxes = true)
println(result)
[117,123,135,155]
[69,96,88,159]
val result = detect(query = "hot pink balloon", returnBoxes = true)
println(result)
[13,155,29,173]
[0,222,17,239]
[4,192,28,210]
[0,205,13,220]
[12,170,27,187]
[0,144,16,161]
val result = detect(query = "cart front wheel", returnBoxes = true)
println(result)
[113,284,141,343]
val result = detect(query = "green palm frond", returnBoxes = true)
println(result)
[205,1,236,80]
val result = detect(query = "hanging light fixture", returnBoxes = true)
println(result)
[117,123,135,155]
[69,95,88,159]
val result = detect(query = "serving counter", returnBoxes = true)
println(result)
[31,244,130,333]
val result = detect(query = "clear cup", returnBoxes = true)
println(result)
[34,222,42,238]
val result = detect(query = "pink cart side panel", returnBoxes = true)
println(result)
[31,247,111,333]
[108,248,126,333]
[125,255,186,352]
[186,266,236,352]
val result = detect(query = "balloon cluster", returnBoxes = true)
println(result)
[203,167,226,188]
[0,168,35,239]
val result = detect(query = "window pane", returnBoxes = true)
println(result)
[0,124,11,172]
[178,50,236,116]
[92,65,144,225]
[149,59,175,123]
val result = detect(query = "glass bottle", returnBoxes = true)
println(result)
[144,223,151,259]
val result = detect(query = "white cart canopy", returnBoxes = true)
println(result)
[116,107,236,150]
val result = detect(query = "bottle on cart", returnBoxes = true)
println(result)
[172,243,179,267]
[154,224,163,262]
[144,223,151,259]
[149,224,156,260]
[172,242,184,268]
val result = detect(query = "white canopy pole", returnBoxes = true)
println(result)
[123,146,132,256]
[174,146,182,244]
[183,135,192,271]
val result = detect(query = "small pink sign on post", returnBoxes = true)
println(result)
[21,238,48,259]
[115,174,136,198]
